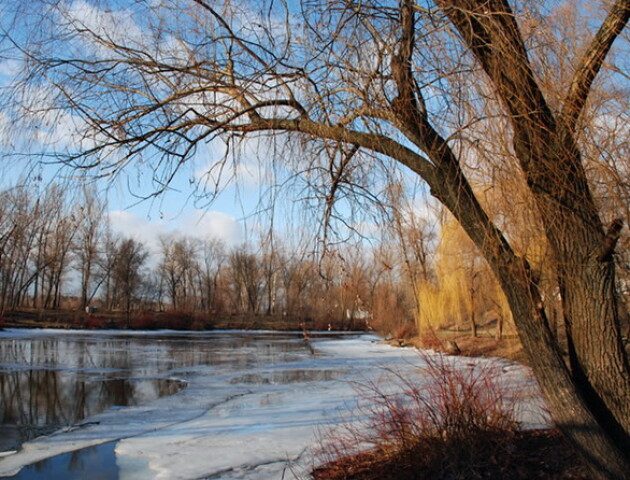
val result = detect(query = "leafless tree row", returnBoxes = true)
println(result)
[1,182,519,334]
[0,184,150,318]
[0,183,414,330]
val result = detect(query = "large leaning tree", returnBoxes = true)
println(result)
[1,0,629,477]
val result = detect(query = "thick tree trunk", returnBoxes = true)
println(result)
[432,167,630,479]
[555,227,630,449]
[435,0,630,477]
[497,257,630,480]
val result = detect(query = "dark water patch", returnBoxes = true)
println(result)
[4,442,119,480]
[0,330,334,454]
[0,374,184,452]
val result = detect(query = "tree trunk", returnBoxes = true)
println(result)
[501,263,630,480]
[435,1,630,477]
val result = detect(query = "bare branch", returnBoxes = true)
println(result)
[562,0,630,131]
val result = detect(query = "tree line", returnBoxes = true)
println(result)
[0,182,521,336]
[0,183,401,329]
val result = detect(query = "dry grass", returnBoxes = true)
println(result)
[312,429,590,480]
[314,355,517,479]
[415,331,527,363]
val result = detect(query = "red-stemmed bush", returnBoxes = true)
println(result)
[85,315,108,329]
[313,353,524,479]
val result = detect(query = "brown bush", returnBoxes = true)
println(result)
[314,354,523,479]
[85,315,108,329]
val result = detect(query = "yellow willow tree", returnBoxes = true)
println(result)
[1,0,629,477]
[418,215,513,338]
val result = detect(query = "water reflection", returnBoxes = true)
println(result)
[4,442,119,480]
[0,330,324,453]
[0,370,183,452]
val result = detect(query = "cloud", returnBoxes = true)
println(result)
[176,210,243,246]
[194,136,283,192]
[108,210,167,254]
[0,59,20,78]
[108,208,243,255]
[62,0,145,55]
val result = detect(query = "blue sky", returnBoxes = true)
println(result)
[0,38,272,251]
[0,0,438,255]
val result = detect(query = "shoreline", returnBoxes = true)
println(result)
[2,309,529,365]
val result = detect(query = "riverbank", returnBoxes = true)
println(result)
[411,332,527,363]
[0,308,365,332]
[2,309,529,362]
[314,332,592,480]
[312,428,590,480]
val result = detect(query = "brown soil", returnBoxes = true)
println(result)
[386,323,528,365]
[312,429,591,480]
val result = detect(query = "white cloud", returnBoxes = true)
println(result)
[195,136,283,194]
[176,210,243,246]
[62,1,146,54]
[0,59,20,78]
[108,208,243,255]
[108,210,167,254]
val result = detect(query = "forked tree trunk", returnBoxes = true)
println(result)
[435,0,630,477]
[431,158,630,479]
[497,254,630,480]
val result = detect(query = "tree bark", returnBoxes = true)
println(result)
[436,0,630,477]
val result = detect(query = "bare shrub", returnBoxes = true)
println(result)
[314,354,520,479]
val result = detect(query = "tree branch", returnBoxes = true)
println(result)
[562,0,630,132]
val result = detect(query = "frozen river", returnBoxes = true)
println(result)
[0,329,548,479]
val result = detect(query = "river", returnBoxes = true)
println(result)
[0,329,547,479]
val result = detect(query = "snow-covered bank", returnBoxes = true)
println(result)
[0,331,549,479]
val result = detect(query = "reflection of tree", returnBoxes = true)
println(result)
[69,445,87,472]
[0,335,187,447]
[1,332,310,450]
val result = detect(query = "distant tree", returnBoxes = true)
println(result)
[97,227,120,311]
[196,238,225,314]
[278,252,314,320]
[0,188,33,312]
[111,237,149,324]
[228,246,263,314]
[30,185,78,310]
[73,186,107,309]
[158,235,200,311]
[384,181,436,335]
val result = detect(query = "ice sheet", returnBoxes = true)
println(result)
[0,332,548,479]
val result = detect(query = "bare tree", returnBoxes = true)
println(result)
[73,185,107,310]
[158,234,200,311]
[228,245,262,315]
[196,238,226,314]
[97,227,120,311]
[1,0,629,476]
[0,184,78,311]
[384,181,436,336]
[278,251,316,321]
[0,187,36,312]
[41,186,79,309]
[111,237,149,324]
[158,235,185,311]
